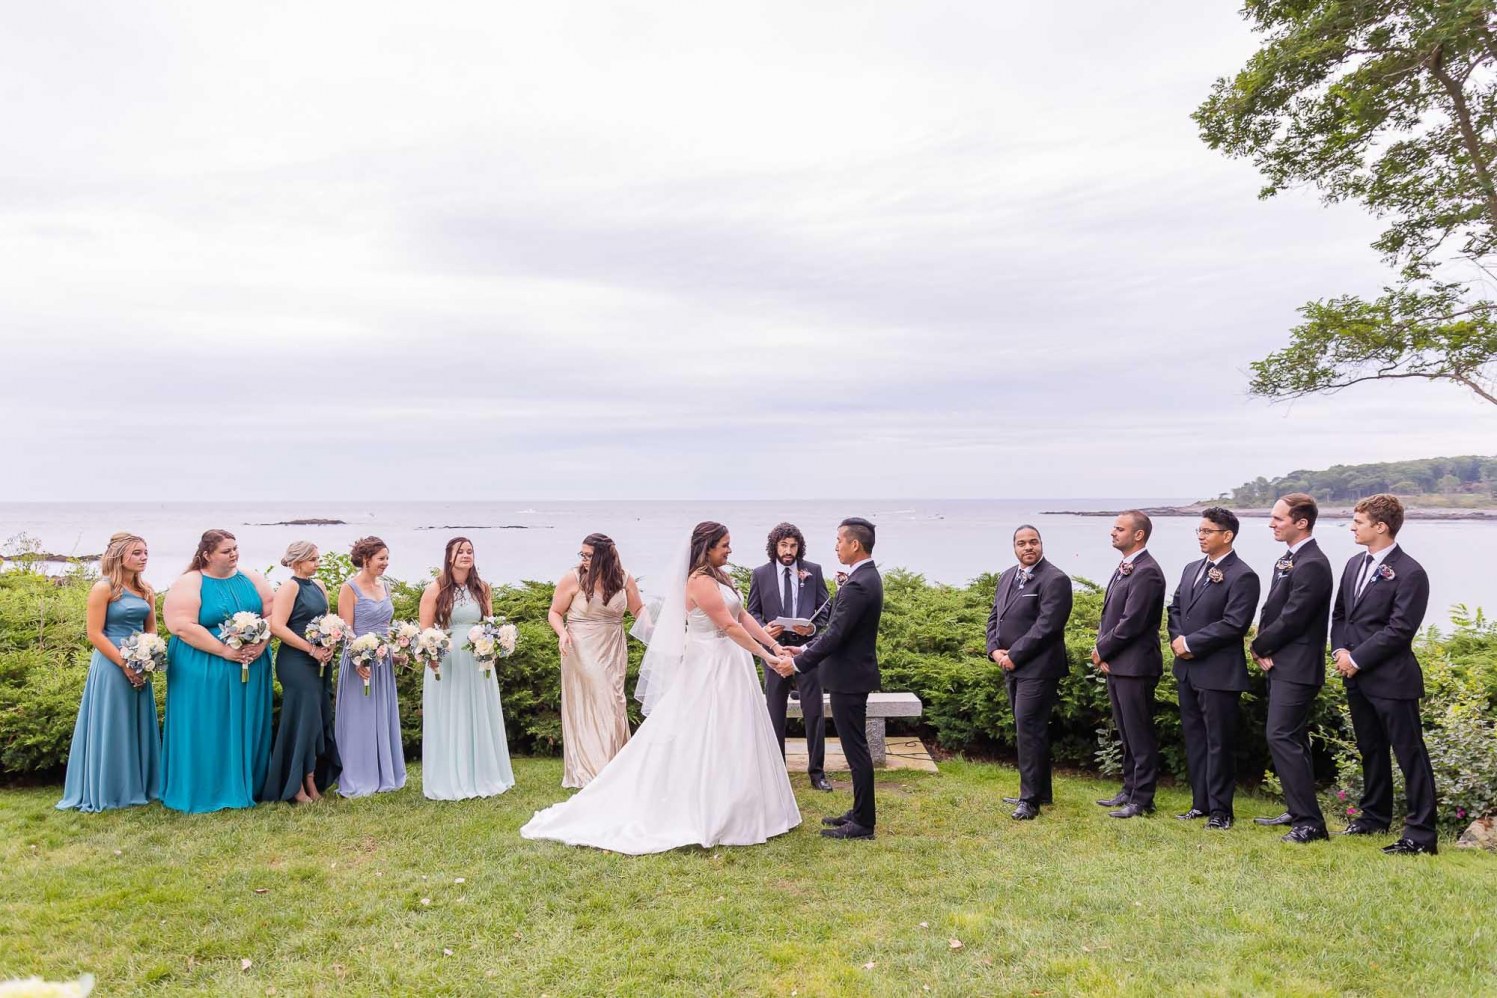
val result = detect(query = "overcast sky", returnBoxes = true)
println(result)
[2,0,1492,502]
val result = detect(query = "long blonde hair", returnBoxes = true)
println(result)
[101,532,152,603]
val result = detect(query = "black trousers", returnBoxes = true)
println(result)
[764,662,825,778]
[1347,685,1438,847]
[1265,675,1325,829]
[1005,674,1059,804]
[830,691,875,829]
[1177,671,1241,817]
[1106,675,1158,808]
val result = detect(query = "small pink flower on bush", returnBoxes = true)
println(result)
[1457,808,1467,819]
[1336,790,1347,800]
[1346,806,1358,816]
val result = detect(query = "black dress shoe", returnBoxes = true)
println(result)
[1011,801,1039,821]
[1095,792,1129,807]
[1175,808,1208,821]
[1341,820,1391,836]
[1281,825,1329,844]
[1205,813,1233,830]
[1108,803,1153,819]
[821,820,874,840]
[1382,838,1437,856]
[821,811,854,827]
[1004,796,1052,806]
[1254,812,1293,827]
[810,775,834,792]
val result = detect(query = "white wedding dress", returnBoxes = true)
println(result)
[520,582,801,854]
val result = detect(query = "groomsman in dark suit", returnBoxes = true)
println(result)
[1330,494,1438,855]
[747,522,833,792]
[1167,507,1260,830]
[987,525,1073,820]
[788,517,884,840]
[1091,510,1167,819]
[1250,493,1333,843]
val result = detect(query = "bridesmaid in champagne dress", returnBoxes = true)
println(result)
[57,532,162,813]
[160,530,275,813]
[418,537,515,800]
[334,536,406,798]
[546,534,646,788]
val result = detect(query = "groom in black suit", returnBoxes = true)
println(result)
[788,517,883,840]
[986,525,1073,820]
[1250,493,1333,843]
[1331,493,1438,855]
[747,522,833,791]
[1167,507,1260,830]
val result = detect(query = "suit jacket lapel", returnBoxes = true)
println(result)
[1353,547,1398,611]
[1185,558,1206,612]
[995,567,1018,621]
[764,564,784,619]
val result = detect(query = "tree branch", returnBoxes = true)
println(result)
[1427,44,1497,233]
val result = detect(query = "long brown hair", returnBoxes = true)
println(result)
[435,536,488,627]
[688,521,733,588]
[577,533,626,605]
[187,529,235,573]
[101,532,152,603]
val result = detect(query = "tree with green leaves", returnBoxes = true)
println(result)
[1195,1,1497,406]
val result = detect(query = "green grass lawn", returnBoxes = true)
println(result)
[3,758,1495,996]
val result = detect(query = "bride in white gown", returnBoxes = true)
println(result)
[521,522,802,854]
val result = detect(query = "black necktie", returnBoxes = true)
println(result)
[1195,561,1211,588]
[1356,553,1374,597]
[782,566,793,617]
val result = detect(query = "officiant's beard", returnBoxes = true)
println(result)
[778,552,798,567]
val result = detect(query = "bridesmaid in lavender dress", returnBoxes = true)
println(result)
[334,536,406,797]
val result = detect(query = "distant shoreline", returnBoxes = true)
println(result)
[1043,504,1497,521]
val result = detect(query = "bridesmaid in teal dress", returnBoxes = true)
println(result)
[334,536,406,798]
[160,529,275,813]
[418,537,515,800]
[56,532,162,813]
[261,541,341,803]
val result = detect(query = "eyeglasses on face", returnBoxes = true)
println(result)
[1195,528,1228,537]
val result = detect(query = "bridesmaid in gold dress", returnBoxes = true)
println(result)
[546,534,646,788]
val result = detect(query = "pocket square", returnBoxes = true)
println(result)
[1018,593,1038,598]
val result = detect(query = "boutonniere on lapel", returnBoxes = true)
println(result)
[1378,564,1396,581]
[1017,569,1033,588]
[1275,557,1293,573]
[1117,561,1134,577]
[796,569,811,584]
[1207,566,1225,584]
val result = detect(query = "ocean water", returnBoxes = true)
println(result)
[2,499,1491,623]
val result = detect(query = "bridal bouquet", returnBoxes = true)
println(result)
[386,620,422,667]
[304,613,353,677]
[347,632,390,697]
[410,627,452,681]
[466,616,518,678]
[218,612,271,683]
[119,631,168,683]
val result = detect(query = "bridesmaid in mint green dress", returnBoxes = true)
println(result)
[160,530,275,813]
[418,537,515,800]
[56,532,162,813]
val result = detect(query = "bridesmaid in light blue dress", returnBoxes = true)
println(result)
[160,530,275,813]
[57,532,162,813]
[418,537,514,800]
[335,536,406,798]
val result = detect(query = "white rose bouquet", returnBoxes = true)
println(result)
[304,613,353,677]
[411,627,452,681]
[386,620,422,666]
[218,611,271,683]
[465,616,518,679]
[119,631,168,684]
[347,632,389,697]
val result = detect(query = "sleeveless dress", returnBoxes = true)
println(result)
[421,588,515,800]
[261,577,342,801]
[56,591,162,812]
[334,581,406,797]
[160,572,273,813]
[521,583,801,854]
[559,581,632,788]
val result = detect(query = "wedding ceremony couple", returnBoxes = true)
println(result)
[521,517,882,853]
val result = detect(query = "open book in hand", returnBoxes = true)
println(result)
[772,617,816,632]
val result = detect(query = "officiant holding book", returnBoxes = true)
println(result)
[748,522,833,792]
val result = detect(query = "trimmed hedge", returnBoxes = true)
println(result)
[3,563,1493,832]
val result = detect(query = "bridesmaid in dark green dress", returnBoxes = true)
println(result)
[262,541,342,803]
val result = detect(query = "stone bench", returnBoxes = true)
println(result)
[786,692,923,767]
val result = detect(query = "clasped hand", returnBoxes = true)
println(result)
[223,640,266,665]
